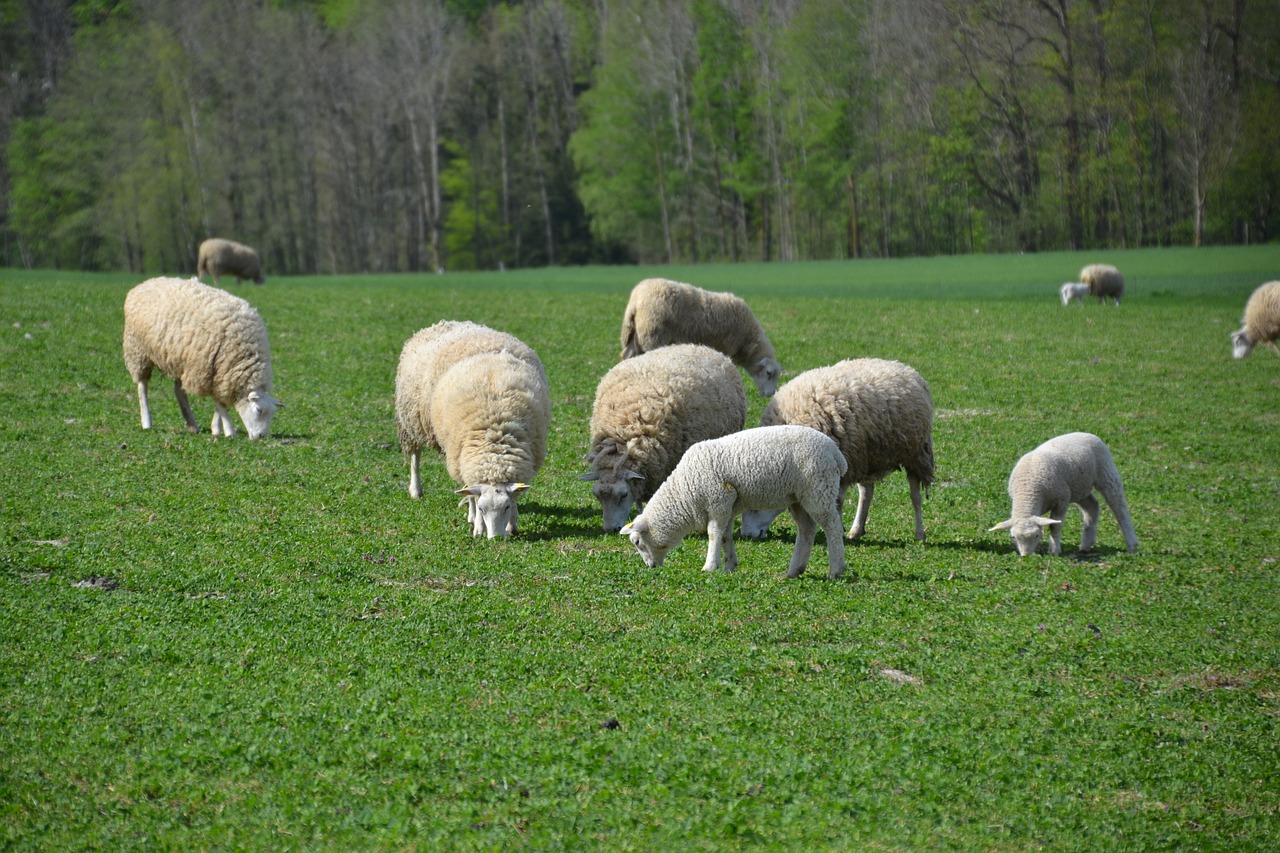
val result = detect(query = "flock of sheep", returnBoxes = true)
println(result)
[120,243,1280,578]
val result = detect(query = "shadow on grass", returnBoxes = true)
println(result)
[519,500,608,540]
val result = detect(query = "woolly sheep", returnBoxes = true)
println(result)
[394,320,549,539]
[1079,263,1124,306]
[620,425,848,579]
[123,276,282,439]
[1230,281,1280,359]
[619,277,782,396]
[197,238,265,286]
[740,358,935,543]
[1060,282,1089,306]
[581,344,747,532]
[989,431,1139,556]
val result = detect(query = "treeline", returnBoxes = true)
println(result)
[1,0,1278,274]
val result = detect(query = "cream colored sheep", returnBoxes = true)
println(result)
[1230,281,1280,359]
[123,276,281,438]
[1079,264,1124,305]
[581,344,747,532]
[395,321,549,538]
[740,359,934,543]
[619,278,782,396]
[197,238,265,286]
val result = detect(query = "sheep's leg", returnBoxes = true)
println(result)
[506,503,519,537]
[137,380,153,430]
[1047,504,1068,555]
[211,404,236,438]
[816,503,848,580]
[1097,479,1140,553]
[786,505,816,578]
[847,482,873,539]
[703,516,730,572]
[173,381,199,433]
[1076,494,1100,552]
[409,451,423,499]
[908,474,926,542]
[721,524,738,573]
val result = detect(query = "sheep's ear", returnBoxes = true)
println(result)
[623,470,644,481]
[622,516,648,535]
[988,520,1015,532]
[1033,516,1060,528]
[579,470,601,481]
[619,524,633,535]
[456,485,483,497]
[510,482,531,494]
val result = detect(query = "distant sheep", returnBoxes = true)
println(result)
[621,425,848,579]
[582,344,747,532]
[989,431,1138,556]
[1079,264,1124,305]
[741,358,934,544]
[197,238,265,286]
[1230,281,1280,359]
[619,278,782,396]
[123,276,282,438]
[394,320,549,539]
[1060,282,1089,306]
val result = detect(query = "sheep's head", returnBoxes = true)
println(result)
[988,516,1059,556]
[749,357,783,397]
[739,509,782,540]
[235,390,283,439]
[580,467,644,532]
[1231,328,1255,359]
[620,515,671,568]
[457,482,530,539]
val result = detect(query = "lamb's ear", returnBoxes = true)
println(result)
[455,485,483,497]
[988,520,1015,532]
[619,524,633,535]
[1033,516,1061,528]
[579,470,601,481]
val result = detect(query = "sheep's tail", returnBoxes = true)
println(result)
[911,440,936,497]
[620,301,642,359]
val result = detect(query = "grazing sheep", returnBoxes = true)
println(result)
[1079,264,1124,306]
[582,344,747,532]
[123,276,282,438]
[395,321,549,539]
[619,278,782,396]
[989,432,1139,556]
[1230,281,1280,359]
[740,358,934,544]
[197,238,265,286]
[1060,282,1089,306]
[620,425,848,579]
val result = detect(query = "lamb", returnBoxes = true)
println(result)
[619,277,782,396]
[394,320,549,539]
[1060,282,1089,306]
[197,238,265,286]
[1079,263,1124,305]
[581,344,747,532]
[740,358,935,544]
[1230,281,1280,359]
[620,425,848,579]
[123,276,282,439]
[988,431,1139,557]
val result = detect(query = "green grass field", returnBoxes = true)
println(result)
[2,246,1279,849]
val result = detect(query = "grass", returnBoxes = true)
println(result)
[2,246,1279,849]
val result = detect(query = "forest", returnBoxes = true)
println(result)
[1,0,1278,274]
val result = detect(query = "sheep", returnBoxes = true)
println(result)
[740,359,934,544]
[197,238,265,286]
[581,344,747,532]
[988,431,1139,557]
[620,425,848,579]
[394,320,549,539]
[1060,282,1089,306]
[1230,281,1280,359]
[619,277,782,396]
[1079,263,1124,306]
[123,276,282,439]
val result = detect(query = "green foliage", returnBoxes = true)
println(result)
[2,247,1280,847]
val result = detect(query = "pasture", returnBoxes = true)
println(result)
[2,246,1279,849]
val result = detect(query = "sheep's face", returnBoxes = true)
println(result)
[235,390,283,439]
[989,516,1059,556]
[739,508,782,540]
[620,516,671,568]
[580,468,644,532]
[459,483,529,539]
[750,358,783,397]
[1231,329,1255,359]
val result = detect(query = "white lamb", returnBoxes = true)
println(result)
[740,358,935,543]
[620,425,848,579]
[619,277,782,396]
[582,344,747,532]
[1079,263,1125,305]
[1230,281,1280,359]
[394,320,549,539]
[197,238,265,286]
[1060,282,1089,306]
[989,432,1139,556]
[123,276,282,438]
